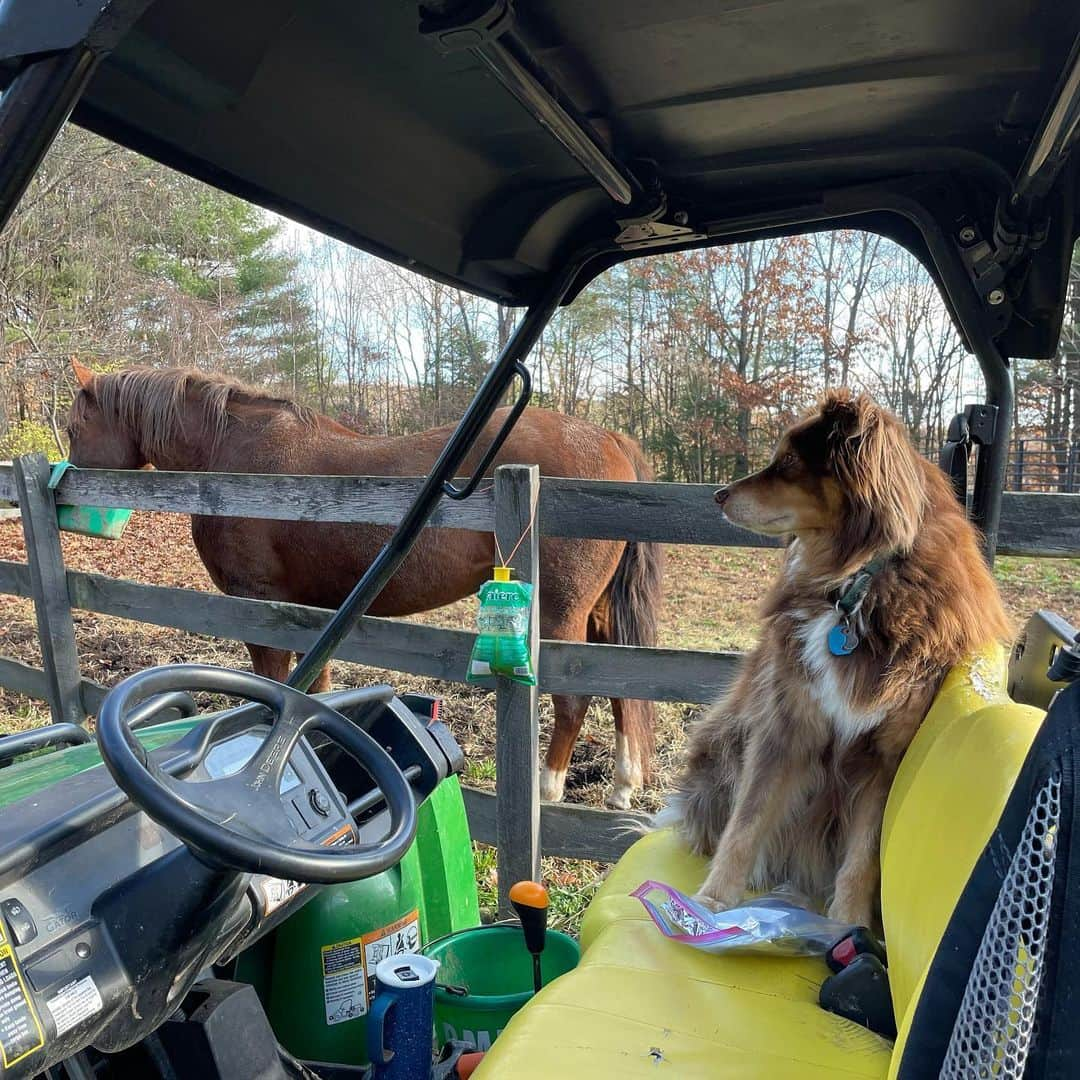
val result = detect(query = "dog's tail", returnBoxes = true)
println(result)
[651,796,685,832]
[612,799,683,842]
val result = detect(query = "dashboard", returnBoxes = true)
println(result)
[0,687,459,1079]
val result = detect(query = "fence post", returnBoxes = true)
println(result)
[493,464,541,914]
[12,453,83,726]
[1068,442,1079,495]
[1012,439,1024,491]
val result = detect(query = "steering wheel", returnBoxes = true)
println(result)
[97,664,417,884]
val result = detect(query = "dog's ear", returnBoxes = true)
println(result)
[820,389,861,438]
[824,392,926,563]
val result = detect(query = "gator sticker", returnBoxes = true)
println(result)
[0,930,44,1070]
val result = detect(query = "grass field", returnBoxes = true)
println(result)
[0,513,1075,930]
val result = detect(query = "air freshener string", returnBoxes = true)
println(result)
[492,485,540,570]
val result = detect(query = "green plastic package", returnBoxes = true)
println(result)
[467,566,537,686]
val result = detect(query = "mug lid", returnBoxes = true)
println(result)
[375,953,439,988]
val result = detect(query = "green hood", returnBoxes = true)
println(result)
[0,718,201,810]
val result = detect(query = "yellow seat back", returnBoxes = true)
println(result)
[880,645,1044,1074]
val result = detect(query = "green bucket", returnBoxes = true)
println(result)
[424,924,579,1051]
[49,461,132,539]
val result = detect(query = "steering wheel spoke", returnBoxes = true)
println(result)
[236,708,309,798]
[96,664,418,884]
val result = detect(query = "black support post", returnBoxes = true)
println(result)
[970,344,1013,561]
[0,47,100,235]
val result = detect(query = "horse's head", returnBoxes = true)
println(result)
[66,360,147,470]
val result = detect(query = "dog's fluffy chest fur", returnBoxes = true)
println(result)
[790,607,886,743]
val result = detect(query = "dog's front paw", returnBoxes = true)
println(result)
[690,892,728,913]
[694,876,745,913]
[826,897,873,928]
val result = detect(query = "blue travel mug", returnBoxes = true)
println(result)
[367,953,439,1079]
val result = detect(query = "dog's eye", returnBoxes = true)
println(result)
[778,452,798,471]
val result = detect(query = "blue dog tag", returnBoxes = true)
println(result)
[828,622,859,656]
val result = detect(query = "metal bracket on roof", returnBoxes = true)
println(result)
[418,0,514,53]
[953,219,1013,336]
[418,0,644,206]
[614,172,703,250]
[614,217,701,249]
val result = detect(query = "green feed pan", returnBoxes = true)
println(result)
[424,923,579,1051]
[49,461,132,539]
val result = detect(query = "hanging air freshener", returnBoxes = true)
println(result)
[467,567,536,686]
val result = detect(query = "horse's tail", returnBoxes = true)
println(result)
[606,435,665,777]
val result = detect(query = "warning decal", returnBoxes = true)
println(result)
[0,941,44,1069]
[321,936,367,1026]
[319,909,421,1027]
[260,825,355,916]
[361,911,420,1006]
[261,877,306,916]
[46,976,103,1038]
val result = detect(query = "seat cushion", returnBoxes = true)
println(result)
[475,828,892,1078]
[880,647,1043,1073]
[475,646,1043,1079]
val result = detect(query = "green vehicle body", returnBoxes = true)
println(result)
[0,718,481,1066]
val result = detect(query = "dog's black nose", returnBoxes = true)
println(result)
[714,487,730,507]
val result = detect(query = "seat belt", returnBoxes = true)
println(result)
[819,929,896,1039]
[939,414,971,504]
[938,404,999,508]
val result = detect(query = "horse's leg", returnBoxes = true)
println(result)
[245,645,331,693]
[246,643,292,682]
[541,694,592,802]
[538,602,592,803]
[536,537,622,804]
[295,656,333,695]
[608,698,647,811]
[588,603,654,811]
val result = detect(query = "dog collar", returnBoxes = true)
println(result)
[828,555,891,656]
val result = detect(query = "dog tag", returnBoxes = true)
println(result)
[828,622,859,656]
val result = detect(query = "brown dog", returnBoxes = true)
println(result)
[669,390,1009,927]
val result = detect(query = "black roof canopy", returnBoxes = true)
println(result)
[2,0,1079,354]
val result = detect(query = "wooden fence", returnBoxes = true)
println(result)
[0,452,1077,910]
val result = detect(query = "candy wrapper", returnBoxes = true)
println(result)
[467,567,537,686]
[632,880,856,957]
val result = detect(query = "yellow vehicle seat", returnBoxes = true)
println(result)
[475,647,1045,1078]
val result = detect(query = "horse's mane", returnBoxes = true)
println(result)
[73,366,316,460]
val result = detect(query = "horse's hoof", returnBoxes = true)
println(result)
[604,788,633,811]
[539,767,567,803]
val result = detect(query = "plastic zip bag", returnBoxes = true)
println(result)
[467,567,537,686]
[632,880,855,957]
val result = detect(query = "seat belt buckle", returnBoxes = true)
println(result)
[820,954,897,1039]
[826,927,888,973]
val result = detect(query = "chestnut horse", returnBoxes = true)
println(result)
[66,362,664,809]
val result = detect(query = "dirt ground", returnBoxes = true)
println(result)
[0,511,1075,814]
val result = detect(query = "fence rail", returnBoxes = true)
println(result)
[1009,439,1080,494]
[29,466,1080,555]
[0,455,1076,906]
